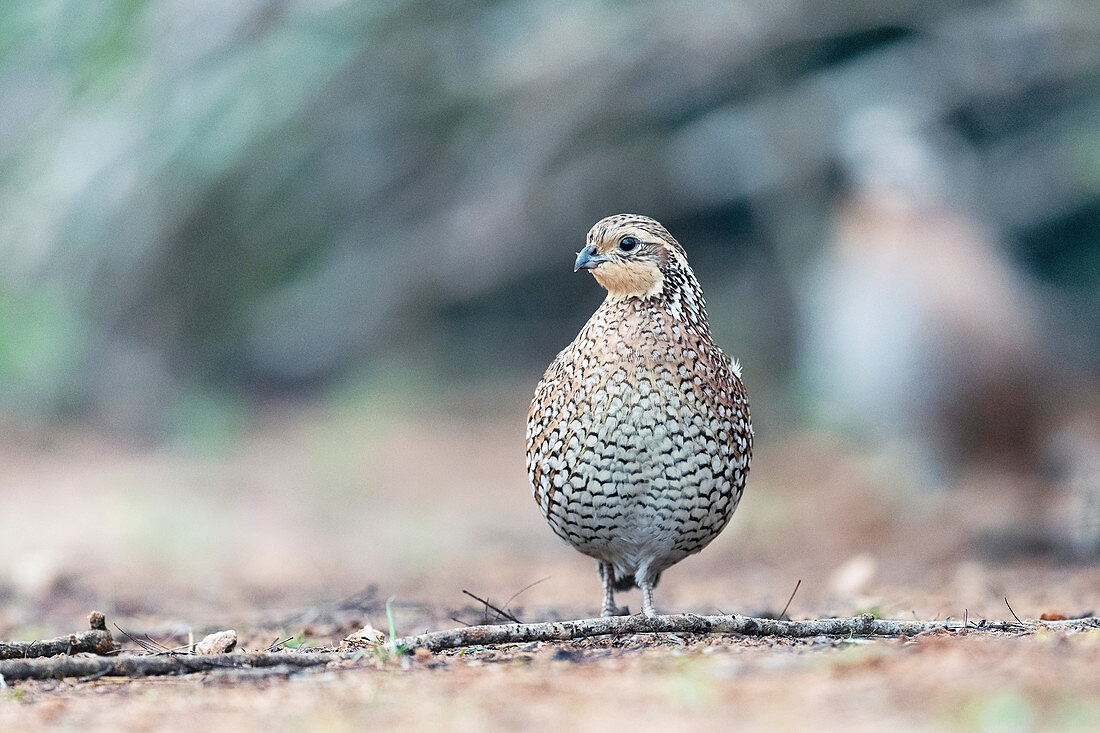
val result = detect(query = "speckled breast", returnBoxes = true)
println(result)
[527,351,749,577]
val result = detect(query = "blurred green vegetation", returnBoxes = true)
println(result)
[0,0,1097,439]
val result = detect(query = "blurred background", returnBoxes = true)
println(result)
[1,0,1098,633]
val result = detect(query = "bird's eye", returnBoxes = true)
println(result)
[619,236,638,252]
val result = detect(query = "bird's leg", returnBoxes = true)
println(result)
[639,581,657,616]
[598,562,620,617]
[637,571,658,617]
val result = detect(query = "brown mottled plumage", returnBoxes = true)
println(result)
[526,214,752,616]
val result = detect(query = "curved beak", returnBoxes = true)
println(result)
[574,244,607,272]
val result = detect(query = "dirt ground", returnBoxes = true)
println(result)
[1,388,1098,731]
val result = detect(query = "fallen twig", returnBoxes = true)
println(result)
[388,613,1100,653]
[499,576,550,615]
[0,612,119,660]
[0,650,347,682]
[113,624,169,655]
[462,589,521,624]
[779,579,802,621]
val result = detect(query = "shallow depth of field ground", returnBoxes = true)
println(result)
[1,387,1098,731]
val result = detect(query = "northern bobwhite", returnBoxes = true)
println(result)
[526,214,752,617]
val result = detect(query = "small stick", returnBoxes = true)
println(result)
[1004,597,1027,626]
[461,590,521,624]
[499,576,551,617]
[779,579,802,621]
[113,624,163,655]
[264,637,296,653]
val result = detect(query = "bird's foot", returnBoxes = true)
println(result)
[600,604,630,617]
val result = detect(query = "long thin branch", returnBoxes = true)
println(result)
[388,613,1100,652]
[0,650,347,682]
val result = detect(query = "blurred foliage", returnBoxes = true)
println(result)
[0,0,1098,436]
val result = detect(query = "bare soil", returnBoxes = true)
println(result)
[1,390,1098,731]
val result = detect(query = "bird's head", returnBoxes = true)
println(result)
[574,214,688,300]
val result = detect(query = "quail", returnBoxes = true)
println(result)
[526,214,752,617]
